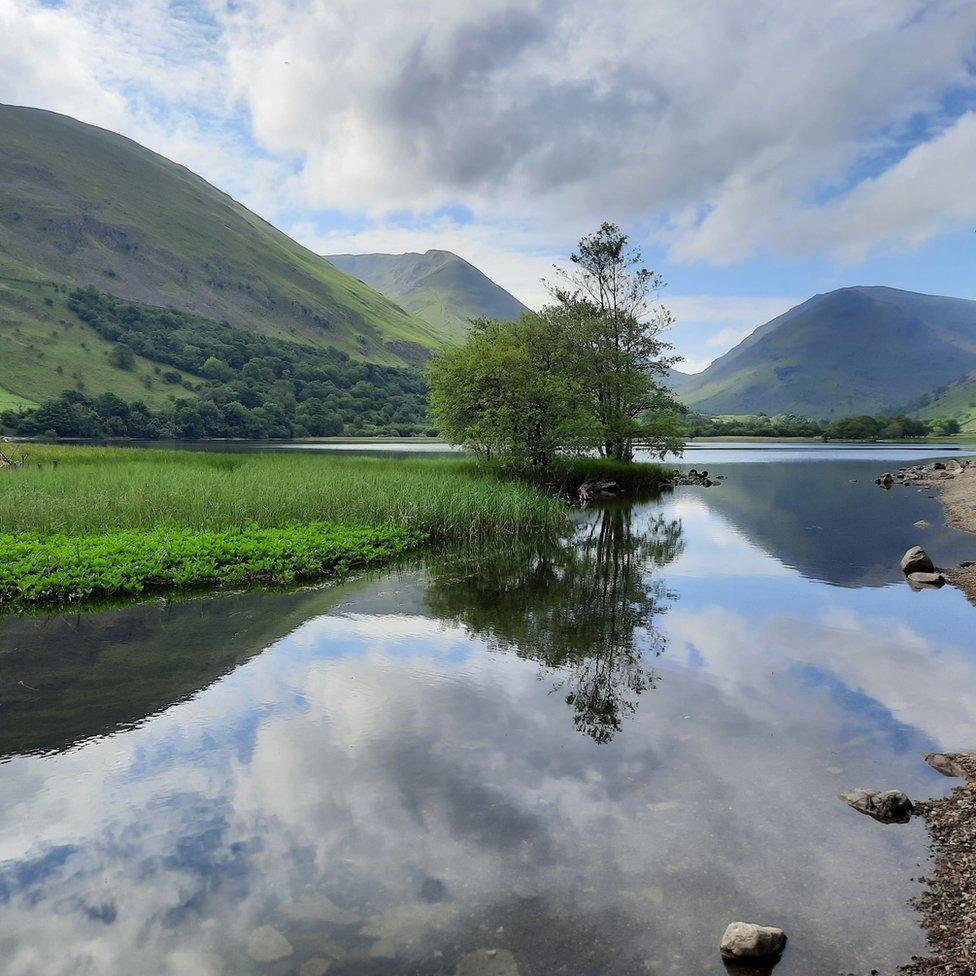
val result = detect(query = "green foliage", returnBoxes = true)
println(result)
[0,445,569,609]
[107,343,135,370]
[548,222,684,460]
[427,313,599,466]
[0,522,421,610]
[822,413,928,440]
[0,445,567,540]
[427,223,686,467]
[1,287,431,438]
[687,413,827,438]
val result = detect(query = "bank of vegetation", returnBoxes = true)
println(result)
[686,412,961,440]
[0,445,580,610]
[2,224,681,612]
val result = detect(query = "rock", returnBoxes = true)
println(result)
[246,925,293,963]
[454,948,520,976]
[578,479,620,501]
[925,752,974,780]
[906,571,946,589]
[420,877,448,903]
[879,472,894,487]
[932,461,946,470]
[720,922,787,960]
[900,546,935,575]
[914,520,929,528]
[840,788,914,823]
[299,960,333,976]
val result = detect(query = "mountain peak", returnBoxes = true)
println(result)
[682,285,976,418]
[326,251,529,340]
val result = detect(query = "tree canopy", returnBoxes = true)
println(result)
[427,223,685,466]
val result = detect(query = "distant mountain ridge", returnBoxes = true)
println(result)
[680,286,976,418]
[327,249,530,341]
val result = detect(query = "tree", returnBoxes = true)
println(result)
[108,343,135,370]
[548,222,684,461]
[427,314,599,467]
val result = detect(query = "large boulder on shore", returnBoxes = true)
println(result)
[720,923,787,960]
[900,546,935,575]
[840,788,914,823]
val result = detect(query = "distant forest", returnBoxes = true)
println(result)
[1,288,433,439]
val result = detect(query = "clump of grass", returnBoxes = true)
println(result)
[0,522,421,610]
[504,455,675,494]
[0,445,566,539]
[0,444,570,610]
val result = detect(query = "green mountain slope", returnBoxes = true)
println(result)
[681,286,976,418]
[912,372,976,430]
[0,104,447,406]
[326,249,530,341]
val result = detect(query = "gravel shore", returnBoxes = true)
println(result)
[880,458,976,602]
[900,753,976,975]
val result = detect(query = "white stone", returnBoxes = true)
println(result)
[720,922,787,959]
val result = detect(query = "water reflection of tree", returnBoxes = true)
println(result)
[425,503,684,743]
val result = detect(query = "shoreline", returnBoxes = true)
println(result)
[881,458,976,603]
[870,459,976,975]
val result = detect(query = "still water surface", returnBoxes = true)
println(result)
[1,448,975,975]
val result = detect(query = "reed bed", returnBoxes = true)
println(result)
[0,445,567,540]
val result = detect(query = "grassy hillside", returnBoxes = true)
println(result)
[1,287,432,438]
[681,286,976,418]
[0,277,194,408]
[0,104,448,401]
[327,249,530,341]
[912,372,976,430]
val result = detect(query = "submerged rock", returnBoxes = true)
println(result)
[298,959,333,976]
[906,571,946,589]
[454,948,520,976]
[900,546,935,575]
[720,923,787,961]
[840,788,914,823]
[246,925,293,962]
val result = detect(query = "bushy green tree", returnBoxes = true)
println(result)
[427,314,599,467]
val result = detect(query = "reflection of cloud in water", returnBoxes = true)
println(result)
[0,606,934,976]
[667,603,976,749]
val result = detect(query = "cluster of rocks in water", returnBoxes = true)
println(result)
[876,457,974,491]
[577,468,724,502]
[899,545,947,590]
[666,467,723,488]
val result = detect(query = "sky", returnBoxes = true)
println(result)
[1,0,975,372]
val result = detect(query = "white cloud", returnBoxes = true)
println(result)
[2,0,975,274]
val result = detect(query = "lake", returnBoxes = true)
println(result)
[1,446,974,975]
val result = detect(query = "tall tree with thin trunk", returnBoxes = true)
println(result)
[548,222,684,461]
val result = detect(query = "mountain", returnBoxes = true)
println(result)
[681,286,976,418]
[912,372,976,430]
[326,249,530,341]
[0,103,448,412]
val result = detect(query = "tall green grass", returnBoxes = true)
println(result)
[0,445,567,539]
